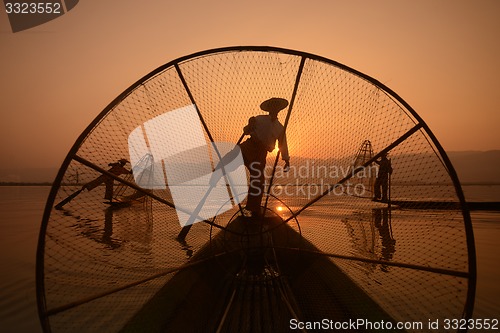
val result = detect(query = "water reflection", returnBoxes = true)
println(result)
[343,208,396,273]
[372,208,396,271]
[103,207,121,249]
[62,209,122,249]
[62,200,154,254]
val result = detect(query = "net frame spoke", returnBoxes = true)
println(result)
[273,246,469,279]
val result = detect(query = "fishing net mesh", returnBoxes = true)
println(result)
[39,48,473,332]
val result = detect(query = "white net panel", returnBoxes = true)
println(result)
[38,47,474,332]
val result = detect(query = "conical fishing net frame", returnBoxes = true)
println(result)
[37,46,475,332]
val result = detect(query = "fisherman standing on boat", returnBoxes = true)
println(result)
[240,97,290,217]
[82,159,131,203]
[373,153,392,202]
[55,158,132,209]
[176,98,290,241]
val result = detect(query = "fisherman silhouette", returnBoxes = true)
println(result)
[176,98,291,241]
[55,158,132,209]
[82,159,132,203]
[373,153,392,202]
[239,97,290,217]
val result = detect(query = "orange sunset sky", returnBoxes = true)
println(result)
[1,0,499,170]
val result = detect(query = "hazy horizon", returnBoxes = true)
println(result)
[2,150,499,185]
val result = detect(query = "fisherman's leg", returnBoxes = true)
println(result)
[381,178,389,201]
[83,175,106,191]
[240,141,259,213]
[239,140,255,166]
[104,177,114,201]
[245,161,265,215]
[373,178,381,200]
[214,145,241,172]
[208,145,243,186]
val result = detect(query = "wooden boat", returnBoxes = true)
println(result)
[121,214,402,332]
[37,47,475,332]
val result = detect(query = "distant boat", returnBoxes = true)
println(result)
[37,46,475,332]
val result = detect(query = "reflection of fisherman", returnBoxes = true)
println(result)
[373,153,392,202]
[82,159,131,202]
[240,97,290,217]
[373,208,396,272]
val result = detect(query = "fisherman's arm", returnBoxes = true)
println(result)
[243,117,256,135]
[279,133,290,172]
[112,165,132,175]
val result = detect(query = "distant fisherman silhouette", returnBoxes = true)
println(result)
[373,153,392,202]
[240,97,290,217]
[83,159,131,202]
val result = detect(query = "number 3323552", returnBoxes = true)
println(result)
[5,2,62,14]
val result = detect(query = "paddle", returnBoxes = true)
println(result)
[55,188,84,210]
[176,133,246,242]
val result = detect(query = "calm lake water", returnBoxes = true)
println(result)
[0,186,499,332]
